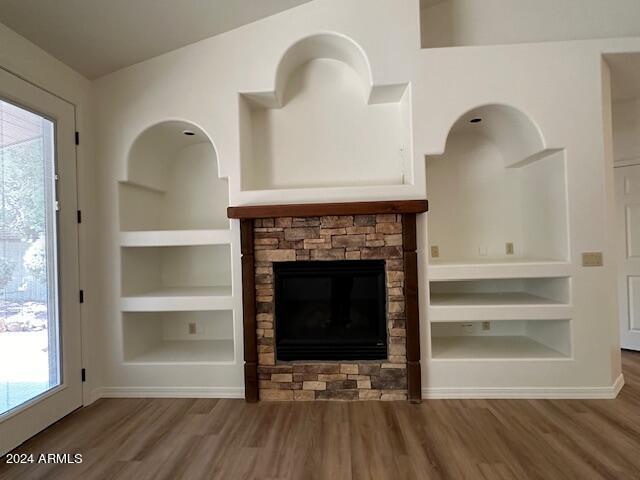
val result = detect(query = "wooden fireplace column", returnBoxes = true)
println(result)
[231,199,428,403]
[402,213,422,402]
[240,219,259,402]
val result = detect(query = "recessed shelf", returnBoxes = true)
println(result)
[429,304,571,322]
[123,311,234,364]
[120,120,229,231]
[426,104,568,269]
[429,277,571,321]
[430,319,571,360]
[239,33,412,191]
[121,286,233,312]
[431,336,568,360]
[427,260,572,281]
[120,229,233,247]
[121,245,231,299]
[124,339,234,364]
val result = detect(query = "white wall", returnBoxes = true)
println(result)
[0,23,98,404]
[88,0,637,398]
[0,0,634,402]
[421,0,640,48]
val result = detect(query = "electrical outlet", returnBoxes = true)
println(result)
[461,323,474,334]
[505,242,514,255]
[582,252,604,267]
[482,321,491,331]
[478,246,488,256]
[430,245,440,258]
[188,322,197,335]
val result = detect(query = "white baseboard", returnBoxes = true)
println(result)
[422,374,625,399]
[91,386,244,402]
[89,375,625,402]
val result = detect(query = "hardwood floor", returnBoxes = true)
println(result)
[1,351,640,479]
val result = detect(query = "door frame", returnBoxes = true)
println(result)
[615,162,640,351]
[0,67,84,455]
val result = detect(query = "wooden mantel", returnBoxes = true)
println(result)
[229,199,428,403]
[227,199,428,219]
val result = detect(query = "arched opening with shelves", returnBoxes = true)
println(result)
[118,120,235,365]
[426,104,571,361]
[427,104,568,268]
[239,33,411,191]
[119,120,229,232]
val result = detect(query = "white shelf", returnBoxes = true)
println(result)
[121,180,165,194]
[121,286,233,312]
[431,336,569,360]
[431,291,561,306]
[123,339,234,364]
[429,292,570,321]
[428,259,571,281]
[429,305,571,322]
[120,229,232,247]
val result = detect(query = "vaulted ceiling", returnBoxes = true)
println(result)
[0,0,313,79]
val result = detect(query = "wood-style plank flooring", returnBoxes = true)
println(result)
[1,350,640,479]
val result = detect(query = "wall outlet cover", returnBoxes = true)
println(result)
[505,242,514,255]
[188,322,197,334]
[582,252,604,267]
[461,323,474,334]
[430,245,440,258]
[482,321,491,331]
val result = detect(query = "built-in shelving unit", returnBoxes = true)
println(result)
[121,244,231,298]
[119,121,229,231]
[119,121,235,365]
[123,311,234,364]
[427,104,569,272]
[429,277,571,321]
[430,320,571,360]
[426,105,572,361]
[239,33,412,191]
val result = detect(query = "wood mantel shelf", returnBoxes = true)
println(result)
[227,199,428,219]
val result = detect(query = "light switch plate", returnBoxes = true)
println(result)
[582,252,603,267]
[430,245,440,258]
[505,242,514,255]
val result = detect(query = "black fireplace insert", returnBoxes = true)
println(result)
[274,260,387,361]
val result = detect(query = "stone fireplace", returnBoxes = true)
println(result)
[227,200,427,402]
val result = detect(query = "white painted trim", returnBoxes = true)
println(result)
[91,387,244,401]
[422,374,625,399]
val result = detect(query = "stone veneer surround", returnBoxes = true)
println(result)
[253,214,408,401]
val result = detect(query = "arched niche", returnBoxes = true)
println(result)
[239,33,411,191]
[119,120,229,231]
[426,104,568,264]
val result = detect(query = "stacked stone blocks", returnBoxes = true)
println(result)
[254,214,408,401]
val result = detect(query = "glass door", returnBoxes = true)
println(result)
[0,69,81,455]
[0,100,59,415]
